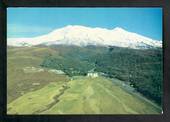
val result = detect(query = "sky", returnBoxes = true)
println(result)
[7,8,162,40]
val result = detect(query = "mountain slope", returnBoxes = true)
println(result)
[8,76,161,114]
[41,45,163,105]
[7,25,162,49]
[7,46,162,114]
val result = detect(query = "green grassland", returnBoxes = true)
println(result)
[7,46,69,103]
[8,76,161,114]
[7,46,162,114]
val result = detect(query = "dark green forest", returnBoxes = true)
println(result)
[41,45,163,105]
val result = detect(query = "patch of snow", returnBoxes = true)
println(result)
[23,67,44,73]
[8,25,162,49]
[48,69,65,74]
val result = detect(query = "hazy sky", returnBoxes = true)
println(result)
[7,8,162,40]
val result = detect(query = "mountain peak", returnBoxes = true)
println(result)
[64,25,89,29]
[113,27,127,32]
[7,25,162,49]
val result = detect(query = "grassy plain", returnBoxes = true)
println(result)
[8,76,161,114]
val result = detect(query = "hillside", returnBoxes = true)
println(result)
[41,45,163,105]
[8,76,161,114]
[7,46,162,114]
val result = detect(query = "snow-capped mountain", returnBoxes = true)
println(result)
[7,25,162,49]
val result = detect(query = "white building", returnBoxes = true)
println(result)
[87,72,98,78]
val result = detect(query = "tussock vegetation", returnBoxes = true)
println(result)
[7,46,69,103]
[8,76,161,114]
[7,45,162,114]
[41,45,163,105]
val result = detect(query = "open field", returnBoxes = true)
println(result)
[8,76,161,114]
